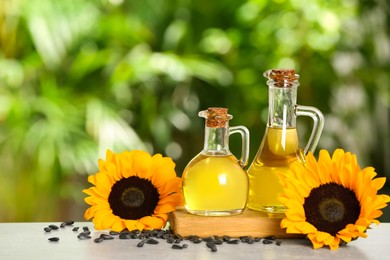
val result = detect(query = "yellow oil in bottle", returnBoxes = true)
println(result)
[247,127,304,214]
[182,154,248,216]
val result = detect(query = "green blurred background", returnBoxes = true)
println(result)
[0,0,389,222]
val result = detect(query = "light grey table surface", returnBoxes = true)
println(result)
[0,222,389,260]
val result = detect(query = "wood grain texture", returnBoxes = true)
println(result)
[169,207,302,238]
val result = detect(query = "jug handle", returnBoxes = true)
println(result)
[295,105,325,155]
[229,126,250,168]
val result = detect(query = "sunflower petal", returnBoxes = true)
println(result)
[84,195,108,206]
[150,158,177,189]
[92,209,113,230]
[111,219,126,232]
[157,193,183,208]
[100,213,118,230]
[120,159,134,179]
[94,172,113,196]
[87,174,97,185]
[371,177,387,191]
[285,223,304,234]
[140,216,166,230]
[84,201,110,220]
[123,219,139,232]
[307,233,325,249]
[129,150,153,178]
[284,210,306,222]
[157,177,182,197]
[83,187,107,199]
[155,203,176,214]
[84,207,95,220]
[332,149,345,165]
[153,213,169,222]
[327,237,340,251]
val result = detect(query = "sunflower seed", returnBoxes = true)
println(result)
[78,233,91,240]
[254,237,261,242]
[265,235,276,240]
[182,243,188,248]
[203,236,215,242]
[240,236,254,243]
[222,235,231,242]
[174,234,183,240]
[82,226,89,232]
[162,233,171,239]
[72,227,79,232]
[262,239,273,244]
[48,225,59,230]
[246,237,255,244]
[119,232,131,239]
[100,234,114,240]
[48,237,59,242]
[206,242,217,252]
[141,231,151,238]
[171,244,184,250]
[166,238,175,244]
[137,240,146,247]
[79,231,91,236]
[94,237,104,243]
[214,239,223,245]
[157,230,166,238]
[60,222,66,228]
[192,237,202,244]
[65,220,75,225]
[189,235,200,241]
[130,229,140,235]
[109,231,120,236]
[276,240,282,246]
[44,227,51,232]
[226,239,240,244]
[145,238,159,244]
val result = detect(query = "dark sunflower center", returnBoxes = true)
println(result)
[319,198,344,223]
[303,183,360,236]
[108,176,160,220]
[122,187,145,207]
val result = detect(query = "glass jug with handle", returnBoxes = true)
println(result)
[182,107,250,216]
[247,69,324,215]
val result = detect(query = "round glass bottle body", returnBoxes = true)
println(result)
[182,108,250,216]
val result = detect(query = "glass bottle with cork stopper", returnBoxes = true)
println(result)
[247,69,324,215]
[182,107,250,216]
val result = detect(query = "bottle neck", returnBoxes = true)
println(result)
[268,85,298,128]
[202,124,231,155]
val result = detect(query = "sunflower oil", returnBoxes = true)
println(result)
[181,107,250,216]
[247,127,304,214]
[182,154,248,216]
[247,69,324,215]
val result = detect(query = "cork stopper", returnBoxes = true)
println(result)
[199,107,232,128]
[263,68,299,87]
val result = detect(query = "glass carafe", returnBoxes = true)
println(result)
[247,69,324,214]
[182,107,250,216]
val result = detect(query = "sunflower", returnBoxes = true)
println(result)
[83,149,183,232]
[278,149,390,250]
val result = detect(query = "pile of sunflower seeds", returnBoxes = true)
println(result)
[45,221,282,252]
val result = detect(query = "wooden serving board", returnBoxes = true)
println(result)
[169,207,302,238]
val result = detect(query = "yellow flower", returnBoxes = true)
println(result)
[83,149,183,232]
[278,149,390,250]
